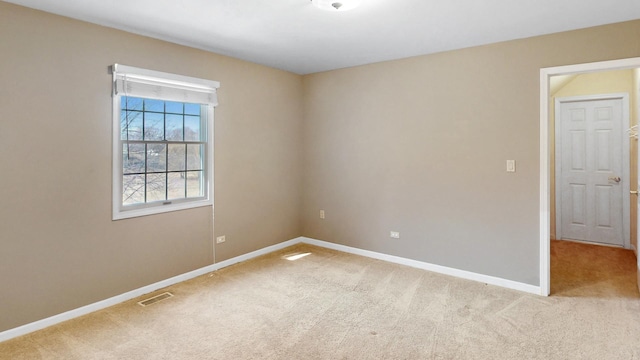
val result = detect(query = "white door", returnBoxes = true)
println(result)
[556,95,628,247]
[637,125,640,292]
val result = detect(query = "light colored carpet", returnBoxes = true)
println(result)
[1,242,639,359]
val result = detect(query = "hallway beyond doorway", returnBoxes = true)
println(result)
[551,239,638,298]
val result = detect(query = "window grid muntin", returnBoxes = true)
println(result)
[121,96,206,207]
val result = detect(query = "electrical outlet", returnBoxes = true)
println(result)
[390,231,400,239]
[320,210,325,219]
[216,235,226,244]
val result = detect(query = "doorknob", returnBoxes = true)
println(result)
[608,176,621,183]
[631,190,638,195]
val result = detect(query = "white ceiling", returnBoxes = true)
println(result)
[5,0,640,74]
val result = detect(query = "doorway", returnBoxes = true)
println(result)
[539,57,640,296]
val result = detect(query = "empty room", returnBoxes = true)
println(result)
[1,0,640,358]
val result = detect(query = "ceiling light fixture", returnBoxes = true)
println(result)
[311,0,362,11]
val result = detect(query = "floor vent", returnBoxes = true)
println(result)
[138,292,174,307]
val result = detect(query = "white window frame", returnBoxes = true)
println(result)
[111,64,219,220]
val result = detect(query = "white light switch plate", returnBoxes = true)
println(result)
[506,160,516,172]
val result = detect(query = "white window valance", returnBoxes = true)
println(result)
[112,64,219,106]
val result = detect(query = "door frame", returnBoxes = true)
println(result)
[554,93,630,247]
[540,57,640,296]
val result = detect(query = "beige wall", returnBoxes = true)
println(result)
[302,20,640,285]
[549,70,637,248]
[0,2,302,332]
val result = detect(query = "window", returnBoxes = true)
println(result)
[112,64,219,220]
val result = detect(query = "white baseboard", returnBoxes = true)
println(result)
[301,237,541,295]
[213,237,302,270]
[1,235,540,342]
[0,237,303,343]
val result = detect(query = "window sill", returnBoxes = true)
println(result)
[112,198,212,220]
